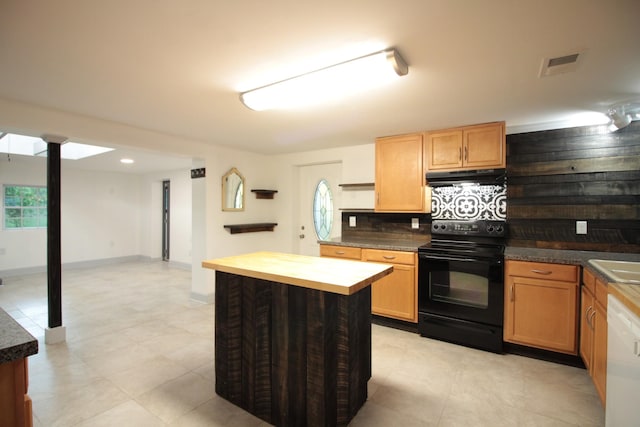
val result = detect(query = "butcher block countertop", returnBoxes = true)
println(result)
[202,251,393,296]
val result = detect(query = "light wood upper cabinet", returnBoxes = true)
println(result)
[375,133,427,212]
[426,122,505,172]
[504,260,579,355]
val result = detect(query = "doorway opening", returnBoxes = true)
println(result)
[162,180,170,261]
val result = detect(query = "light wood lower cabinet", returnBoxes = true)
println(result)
[362,249,417,322]
[580,267,607,406]
[320,244,418,323]
[504,260,579,354]
[319,244,361,260]
[0,358,32,427]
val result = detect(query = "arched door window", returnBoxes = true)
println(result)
[313,179,333,240]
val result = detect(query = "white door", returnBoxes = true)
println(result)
[297,162,342,256]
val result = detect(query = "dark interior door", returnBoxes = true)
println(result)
[162,180,170,261]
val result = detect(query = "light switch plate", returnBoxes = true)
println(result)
[576,220,587,234]
[349,216,357,227]
[411,218,420,229]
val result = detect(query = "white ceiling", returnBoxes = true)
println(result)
[1,0,639,170]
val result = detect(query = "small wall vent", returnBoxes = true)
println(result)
[539,50,585,77]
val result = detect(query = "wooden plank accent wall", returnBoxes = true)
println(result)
[506,121,640,252]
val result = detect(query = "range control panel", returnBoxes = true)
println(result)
[431,220,507,237]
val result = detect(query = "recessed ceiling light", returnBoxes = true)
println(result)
[120,158,135,164]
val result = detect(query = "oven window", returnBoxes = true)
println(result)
[430,271,489,308]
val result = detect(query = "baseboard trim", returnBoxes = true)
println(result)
[0,255,192,278]
[190,291,215,304]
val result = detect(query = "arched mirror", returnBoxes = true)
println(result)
[222,167,245,211]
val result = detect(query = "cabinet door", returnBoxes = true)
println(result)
[375,133,425,212]
[371,263,416,322]
[463,122,505,169]
[504,276,578,354]
[592,300,607,406]
[579,286,594,370]
[425,129,463,170]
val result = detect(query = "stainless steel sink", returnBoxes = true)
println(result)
[588,259,640,284]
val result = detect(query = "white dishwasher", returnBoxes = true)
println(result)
[606,294,640,427]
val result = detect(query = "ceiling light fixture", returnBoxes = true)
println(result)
[120,158,135,164]
[240,48,408,111]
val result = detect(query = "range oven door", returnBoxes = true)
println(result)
[418,252,504,327]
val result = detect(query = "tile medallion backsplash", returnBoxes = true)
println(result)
[431,184,507,221]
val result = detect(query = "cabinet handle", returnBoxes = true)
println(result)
[510,284,514,302]
[585,306,593,328]
[464,146,468,161]
[589,310,596,330]
[383,255,396,260]
[458,147,462,161]
[531,269,553,275]
[335,251,345,255]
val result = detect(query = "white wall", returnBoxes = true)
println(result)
[0,155,144,273]
[272,143,376,252]
[0,155,47,271]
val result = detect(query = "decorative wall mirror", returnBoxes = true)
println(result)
[222,167,245,211]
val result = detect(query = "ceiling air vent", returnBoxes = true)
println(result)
[539,50,585,77]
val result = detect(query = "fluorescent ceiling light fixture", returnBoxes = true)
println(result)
[120,158,135,164]
[0,133,113,159]
[240,48,408,111]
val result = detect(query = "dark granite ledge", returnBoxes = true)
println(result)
[505,247,640,266]
[0,308,38,364]
[319,237,430,252]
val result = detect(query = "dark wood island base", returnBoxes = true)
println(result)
[215,270,372,426]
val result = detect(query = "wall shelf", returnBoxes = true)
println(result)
[338,183,375,189]
[223,223,278,234]
[251,189,278,199]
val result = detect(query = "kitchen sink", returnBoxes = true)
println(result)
[588,259,640,284]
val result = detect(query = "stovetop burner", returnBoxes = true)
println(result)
[419,219,507,259]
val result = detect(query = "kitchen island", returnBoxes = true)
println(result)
[202,251,393,427]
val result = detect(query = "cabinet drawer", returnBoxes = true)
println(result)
[319,245,362,260]
[507,260,578,283]
[582,267,596,294]
[362,249,415,265]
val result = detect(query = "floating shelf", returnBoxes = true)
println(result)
[251,189,278,199]
[223,223,278,234]
[338,183,375,189]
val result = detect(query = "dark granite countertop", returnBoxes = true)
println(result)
[505,247,640,266]
[0,308,38,364]
[319,237,429,252]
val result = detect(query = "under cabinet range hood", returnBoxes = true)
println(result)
[426,168,506,187]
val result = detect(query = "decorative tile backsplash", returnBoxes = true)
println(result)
[431,184,507,220]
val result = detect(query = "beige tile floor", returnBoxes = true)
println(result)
[0,261,604,426]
